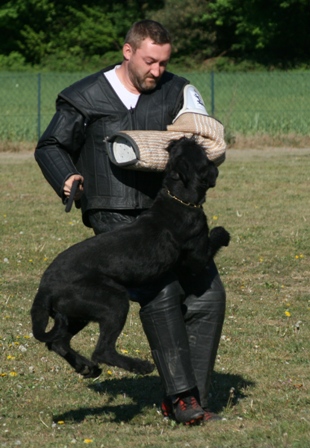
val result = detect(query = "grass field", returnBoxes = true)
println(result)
[1,146,309,447]
[1,71,310,143]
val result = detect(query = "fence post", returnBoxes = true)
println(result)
[37,73,41,140]
[211,71,215,116]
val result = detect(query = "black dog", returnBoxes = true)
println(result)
[31,136,230,379]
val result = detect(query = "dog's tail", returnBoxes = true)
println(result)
[31,290,67,343]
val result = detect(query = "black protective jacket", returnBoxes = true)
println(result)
[35,66,188,226]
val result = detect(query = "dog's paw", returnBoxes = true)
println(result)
[132,360,155,375]
[78,364,102,379]
[210,226,230,247]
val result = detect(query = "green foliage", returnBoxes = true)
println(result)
[54,6,120,56]
[0,52,32,71]
[147,0,216,63]
[1,0,310,70]
[209,0,310,65]
[4,0,58,64]
[149,0,310,67]
[0,0,147,66]
[39,52,123,72]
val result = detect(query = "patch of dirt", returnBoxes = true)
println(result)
[0,151,34,163]
[0,141,34,153]
[227,146,310,160]
[229,133,310,149]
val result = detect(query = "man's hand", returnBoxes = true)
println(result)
[63,174,84,200]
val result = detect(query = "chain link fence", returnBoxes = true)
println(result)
[1,71,310,142]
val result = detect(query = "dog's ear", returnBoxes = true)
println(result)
[167,158,190,184]
[175,158,190,185]
[165,139,180,154]
[169,170,180,181]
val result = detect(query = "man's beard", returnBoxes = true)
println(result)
[129,68,160,93]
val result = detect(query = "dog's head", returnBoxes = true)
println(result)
[163,136,218,206]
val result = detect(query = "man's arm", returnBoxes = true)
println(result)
[35,99,85,201]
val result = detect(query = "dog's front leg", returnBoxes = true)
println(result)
[179,233,211,274]
[207,226,230,260]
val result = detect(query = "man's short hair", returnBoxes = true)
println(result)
[125,20,171,51]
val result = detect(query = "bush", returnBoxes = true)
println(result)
[38,51,123,72]
[0,52,32,72]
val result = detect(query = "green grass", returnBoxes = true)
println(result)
[0,147,309,447]
[1,71,310,141]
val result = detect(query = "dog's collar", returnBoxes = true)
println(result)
[165,189,203,209]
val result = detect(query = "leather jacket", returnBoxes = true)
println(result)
[35,66,189,226]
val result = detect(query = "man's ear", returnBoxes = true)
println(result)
[123,43,133,61]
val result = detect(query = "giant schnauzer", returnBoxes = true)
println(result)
[31,136,230,379]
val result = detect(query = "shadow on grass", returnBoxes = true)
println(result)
[53,371,255,423]
[209,371,255,413]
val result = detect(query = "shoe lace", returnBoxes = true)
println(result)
[178,395,200,411]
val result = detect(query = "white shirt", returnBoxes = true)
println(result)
[104,66,140,109]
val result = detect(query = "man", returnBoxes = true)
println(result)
[35,20,226,425]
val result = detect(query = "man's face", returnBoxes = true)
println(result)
[124,38,171,93]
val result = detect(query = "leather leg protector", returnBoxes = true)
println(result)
[139,280,197,397]
[181,262,226,408]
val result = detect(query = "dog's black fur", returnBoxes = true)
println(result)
[31,136,230,379]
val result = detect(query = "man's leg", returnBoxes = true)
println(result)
[139,278,205,424]
[181,261,226,410]
[87,210,212,423]
[139,279,196,395]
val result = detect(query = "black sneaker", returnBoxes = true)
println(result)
[161,396,173,418]
[161,393,204,425]
[202,409,223,422]
[161,396,222,424]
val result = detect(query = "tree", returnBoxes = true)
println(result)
[0,0,309,69]
[0,0,153,67]
[209,0,310,65]
[148,0,310,67]
[147,0,217,65]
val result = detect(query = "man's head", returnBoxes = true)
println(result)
[122,20,172,93]
[125,20,171,51]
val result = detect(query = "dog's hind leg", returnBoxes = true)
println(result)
[92,321,154,375]
[47,319,102,379]
[91,294,154,375]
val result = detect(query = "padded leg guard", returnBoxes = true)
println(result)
[181,262,226,409]
[139,280,197,396]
